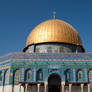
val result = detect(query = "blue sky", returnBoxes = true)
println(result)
[0,0,92,56]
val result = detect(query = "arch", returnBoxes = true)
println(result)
[4,69,9,84]
[47,47,52,53]
[36,69,43,81]
[76,69,83,81]
[13,69,20,84]
[35,48,40,53]
[59,47,64,53]
[25,69,32,81]
[48,73,61,92]
[0,71,2,84]
[88,69,92,82]
[65,69,71,82]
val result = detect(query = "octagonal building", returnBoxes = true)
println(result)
[0,18,92,92]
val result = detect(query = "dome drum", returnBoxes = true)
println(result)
[23,42,85,53]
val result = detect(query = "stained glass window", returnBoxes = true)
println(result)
[89,70,92,82]
[77,70,82,81]
[5,69,9,84]
[26,70,32,81]
[14,69,20,84]
[0,71,2,84]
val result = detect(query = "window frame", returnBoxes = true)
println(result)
[89,69,92,82]
[37,69,43,81]
[14,69,20,84]
[25,69,32,81]
[77,70,83,81]
[65,69,71,82]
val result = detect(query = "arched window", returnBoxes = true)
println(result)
[47,47,52,53]
[89,70,92,82]
[65,69,71,82]
[36,48,40,53]
[37,69,43,81]
[60,47,64,53]
[14,69,20,84]
[25,69,32,81]
[77,70,82,81]
[0,71,2,84]
[5,69,9,84]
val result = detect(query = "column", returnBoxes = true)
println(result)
[61,83,65,92]
[2,86,4,92]
[44,82,48,92]
[19,84,21,92]
[37,84,40,92]
[69,84,72,92]
[12,85,14,92]
[24,85,25,92]
[30,85,31,92]
[22,85,25,92]
[88,84,90,92]
[25,84,28,92]
[81,84,84,92]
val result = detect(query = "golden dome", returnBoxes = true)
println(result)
[26,19,82,46]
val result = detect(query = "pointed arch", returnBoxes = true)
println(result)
[48,73,61,92]
[25,69,32,81]
[37,68,43,81]
[65,69,71,82]
[77,69,83,81]
[14,69,20,84]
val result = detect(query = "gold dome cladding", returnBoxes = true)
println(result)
[26,19,82,46]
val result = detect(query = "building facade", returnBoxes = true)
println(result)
[0,19,92,92]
